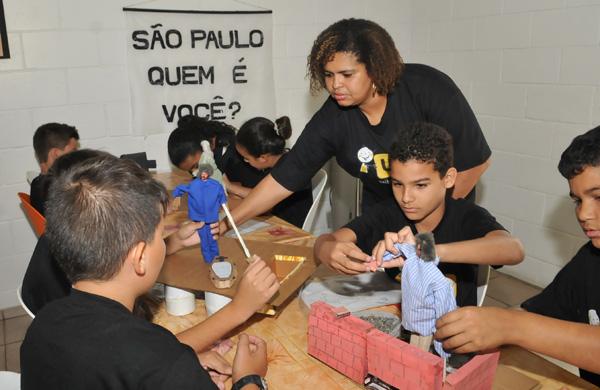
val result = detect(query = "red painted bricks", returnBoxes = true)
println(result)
[307,301,498,390]
[444,351,499,390]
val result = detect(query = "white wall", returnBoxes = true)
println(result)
[2,0,594,309]
[408,0,598,287]
[0,0,412,309]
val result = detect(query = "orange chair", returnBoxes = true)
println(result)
[18,192,46,237]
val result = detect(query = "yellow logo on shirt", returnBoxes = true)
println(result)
[373,153,390,179]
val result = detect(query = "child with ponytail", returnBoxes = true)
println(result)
[231,116,312,228]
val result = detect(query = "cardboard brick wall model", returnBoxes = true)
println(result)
[308,301,500,389]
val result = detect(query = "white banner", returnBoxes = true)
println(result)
[124,5,274,135]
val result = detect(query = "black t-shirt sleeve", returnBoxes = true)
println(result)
[161,349,217,390]
[271,102,337,192]
[460,203,506,240]
[412,65,491,172]
[521,256,579,321]
[29,174,48,216]
[21,235,71,315]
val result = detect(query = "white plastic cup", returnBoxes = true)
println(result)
[164,286,196,316]
[204,292,232,316]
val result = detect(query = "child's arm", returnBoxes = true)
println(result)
[314,228,376,274]
[435,230,524,265]
[223,175,252,198]
[217,174,293,234]
[165,221,207,255]
[175,258,279,352]
[172,184,190,198]
[435,306,600,374]
[373,228,524,267]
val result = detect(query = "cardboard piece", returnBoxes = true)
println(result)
[242,223,312,244]
[493,365,541,390]
[159,236,316,308]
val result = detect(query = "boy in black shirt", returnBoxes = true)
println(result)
[21,155,273,390]
[30,122,79,215]
[436,126,600,385]
[314,122,524,306]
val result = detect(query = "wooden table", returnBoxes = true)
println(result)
[153,171,597,389]
[154,294,597,390]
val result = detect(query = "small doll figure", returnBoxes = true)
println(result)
[198,139,223,185]
[173,164,227,263]
[382,232,456,358]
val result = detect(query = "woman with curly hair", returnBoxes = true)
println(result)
[219,18,490,235]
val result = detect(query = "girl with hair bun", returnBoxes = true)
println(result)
[228,116,312,228]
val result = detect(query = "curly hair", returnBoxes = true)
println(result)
[558,125,600,179]
[389,122,454,177]
[307,18,404,95]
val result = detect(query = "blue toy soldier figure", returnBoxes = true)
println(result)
[173,164,227,263]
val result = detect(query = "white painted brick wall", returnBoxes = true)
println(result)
[2,0,414,308]
[502,48,561,83]
[531,7,600,47]
[454,0,502,19]
[471,82,527,117]
[451,50,502,83]
[33,104,107,139]
[2,0,600,308]
[0,70,68,110]
[560,46,600,85]
[429,19,475,51]
[526,85,594,123]
[22,31,100,68]
[474,14,531,49]
[411,0,600,288]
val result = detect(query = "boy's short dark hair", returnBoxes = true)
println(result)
[45,155,169,283]
[33,123,80,164]
[167,127,201,167]
[168,116,237,167]
[389,122,454,176]
[558,125,600,180]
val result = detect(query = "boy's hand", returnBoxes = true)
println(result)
[316,240,375,274]
[231,257,279,318]
[197,350,232,390]
[434,306,508,353]
[373,226,415,267]
[165,221,205,255]
[214,220,229,237]
[176,221,205,246]
[210,221,221,240]
[232,334,268,382]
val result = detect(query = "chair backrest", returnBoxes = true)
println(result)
[302,169,328,233]
[17,285,35,319]
[18,192,46,237]
[476,264,491,307]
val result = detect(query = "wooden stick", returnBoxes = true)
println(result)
[221,203,251,259]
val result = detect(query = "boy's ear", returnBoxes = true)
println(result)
[47,147,60,161]
[129,241,148,276]
[443,167,458,189]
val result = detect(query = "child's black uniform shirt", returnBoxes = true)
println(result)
[345,196,505,306]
